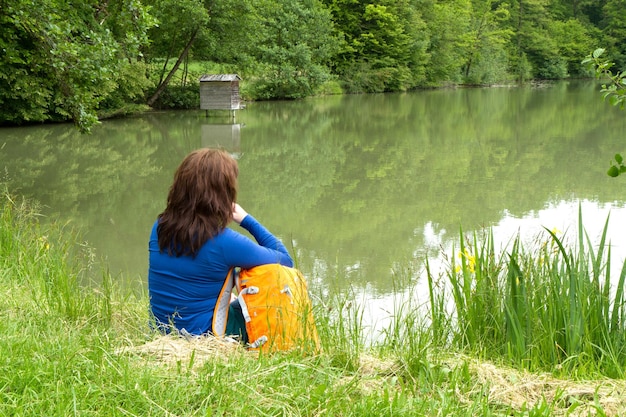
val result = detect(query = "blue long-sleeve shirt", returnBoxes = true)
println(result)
[148,215,293,335]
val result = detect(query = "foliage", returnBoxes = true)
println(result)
[0,0,155,132]
[324,0,429,92]
[195,0,259,67]
[606,154,626,178]
[145,0,210,62]
[420,0,473,85]
[606,153,626,178]
[601,0,626,69]
[4,0,626,123]
[151,85,200,109]
[246,0,338,99]
[98,61,155,111]
[507,0,565,80]
[462,0,513,84]
[582,48,626,177]
[143,0,210,105]
[549,19,598,78]
[584,49,626,108]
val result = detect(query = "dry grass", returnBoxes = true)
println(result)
[461,356,626,416]
[116,338,626,415]
[116,334,249,367]
[335,352,626,415]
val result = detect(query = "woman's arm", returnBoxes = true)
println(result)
[227,204,293,268]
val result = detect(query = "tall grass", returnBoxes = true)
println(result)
[313,280,366,371]
[429,206,626,377]
[2,189,624,416]
[0,189,116,327]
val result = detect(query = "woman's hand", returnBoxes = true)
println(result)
[232,203,248,224]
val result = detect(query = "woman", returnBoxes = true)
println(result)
[148,148,293,340]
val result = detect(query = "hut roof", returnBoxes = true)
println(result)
[199,74,241,82]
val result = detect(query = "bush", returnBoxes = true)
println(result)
[151,85,200,110]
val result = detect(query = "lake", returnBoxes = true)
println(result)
[2,80,626,338]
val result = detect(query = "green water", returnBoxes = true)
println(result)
[2,81,626,305]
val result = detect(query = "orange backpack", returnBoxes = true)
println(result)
[213,264,320,353]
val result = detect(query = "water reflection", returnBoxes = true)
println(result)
[1,81,625,309]
[201,123,242,152]
[361,199,626,342]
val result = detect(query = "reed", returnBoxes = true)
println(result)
[429,205,626,377]
[3,189,626,415]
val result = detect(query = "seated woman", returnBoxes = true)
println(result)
[148,148,293,341]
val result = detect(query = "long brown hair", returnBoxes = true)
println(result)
[157,148,238,256]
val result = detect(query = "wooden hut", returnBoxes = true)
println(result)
[199,74,242,111]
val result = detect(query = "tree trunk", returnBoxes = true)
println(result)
[147,28,199,107]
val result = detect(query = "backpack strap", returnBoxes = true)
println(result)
[212,268,235,337]
[236,284,266,348]
[236,285,259,323]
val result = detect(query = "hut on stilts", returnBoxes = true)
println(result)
[199,74,243,120]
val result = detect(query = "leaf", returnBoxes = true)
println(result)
[615,154,623,164]
[607,165,620,177]
[592,48,605,59]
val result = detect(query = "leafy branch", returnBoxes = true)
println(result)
[583,48,626,177]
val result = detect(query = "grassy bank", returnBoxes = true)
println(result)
[428,212,626,378]
[2,190,625,416]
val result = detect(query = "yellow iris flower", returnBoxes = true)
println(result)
[457,248,476,273]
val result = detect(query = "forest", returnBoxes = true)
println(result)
[1,0,625,132]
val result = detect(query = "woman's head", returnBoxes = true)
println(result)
[158,148,239,256]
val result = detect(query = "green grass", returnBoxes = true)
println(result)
[1,189,625,416]
[430,206,626,379]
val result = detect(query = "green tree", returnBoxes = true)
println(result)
[97,0,158,114]
[549,19,598,77]
[197,0,258,67]
[547,0,595,21]
[463,0,513,84]
[323,0,429,92]
[144,0,210,106]
[601,0,626,69]
[420,0,473,85]
[508,0,567,80]
[246,0,338,99]
[0,0,154,132]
